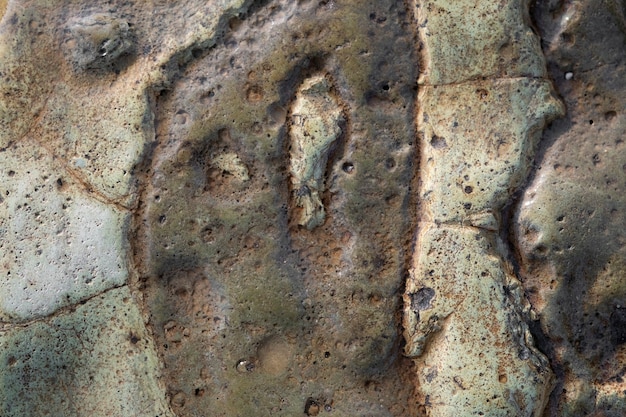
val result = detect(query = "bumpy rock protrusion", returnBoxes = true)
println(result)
[289,75,344,230]
[64,13,134,71]
[516,1,626,414]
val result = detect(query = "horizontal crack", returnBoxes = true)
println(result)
[418,75,553,88]
[0,283,128,332]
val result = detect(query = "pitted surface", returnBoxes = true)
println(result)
[0,0,623,416]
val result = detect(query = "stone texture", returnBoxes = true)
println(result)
[289,74,344,230]
[0,0,253,415]
[417,79,563,226]
[416,0,547,84]
[402,0,566,416]
[0,137,129,322]
[135,1,419,415]
[515,1,626,415]
[0,287,172,417]
[0,0,624,416]
[407,225,552,416]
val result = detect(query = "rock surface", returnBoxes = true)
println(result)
[0,0,623,416]
[516,1,626,415]
[402,2,564,415]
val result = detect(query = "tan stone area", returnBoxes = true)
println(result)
[0,0,624,416]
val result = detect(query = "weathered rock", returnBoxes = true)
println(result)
[403,1,565,416]
[406,224,552,416]
[0,0,252,415]
[416,0,547,84]
[417,79,563,226]
[0,0,623,415]
[0,287,172,417]
[135,1,419,415]
[289,74,344,230]
[515,1,626,415]
[64,13,135,71]
[0,138,128,321]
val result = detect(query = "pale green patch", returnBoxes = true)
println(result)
[289,75,343,230]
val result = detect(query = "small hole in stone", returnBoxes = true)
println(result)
[561,32,574,44]
[342,162,354,173]
[305,398,320,416]
[464,185,473,194]
[430,135,447,149]
[236,359,255,373]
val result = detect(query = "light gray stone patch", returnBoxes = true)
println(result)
[418,79,564,226]
[405,2,567,415]
[416,0,548,85]
[404,224,553,417]
[0,286,174,417]
[0,140,128,322]
[212,152,250,182]
[64,13,134,71]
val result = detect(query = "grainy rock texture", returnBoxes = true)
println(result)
[402,2,564,416]
[136,1,418,415]
[0,0,623,416]
[0,287,173,417]
[516,1,626,415]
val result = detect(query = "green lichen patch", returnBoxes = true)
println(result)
[135,0,419,415]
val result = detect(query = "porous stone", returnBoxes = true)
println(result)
[416,0,548,84]
[0,0,623,415]
[64,13,134,71]
[0,138,129,322]
[405,224,552,417]
[212,152,250,182]
[404,1,568,416]
[515,1,626,415]
[289,74,344,230]
[418,79,563,226]
[0,286,173,417]
[135,1,419,415]
[0,0,253,415]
